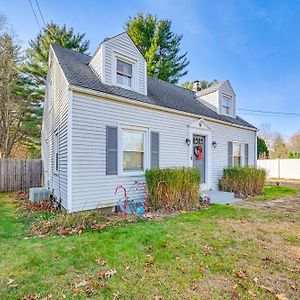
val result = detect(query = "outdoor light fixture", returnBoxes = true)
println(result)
[186,138,191,146]
[212,141,217,148]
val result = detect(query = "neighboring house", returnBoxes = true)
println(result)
[41,32,257,212]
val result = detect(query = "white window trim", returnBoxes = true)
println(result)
[232,140,245,167]
[118,124,150,176]
[112,52,137,91]
[188,123,212,191]
[222,94,232,116]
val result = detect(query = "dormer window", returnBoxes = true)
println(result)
[222,94,232,115]
[117,59,132,87]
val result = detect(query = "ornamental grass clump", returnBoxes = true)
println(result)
[145,167,200,211]
[219,167,266,198]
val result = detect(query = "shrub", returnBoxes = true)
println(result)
[219,167,266,198]
[145,167,200,211]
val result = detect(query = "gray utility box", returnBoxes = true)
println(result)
[29,187,51,202]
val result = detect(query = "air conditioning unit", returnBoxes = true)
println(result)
[29,187,51,202]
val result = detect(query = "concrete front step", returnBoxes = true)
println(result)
[202,190,241,204]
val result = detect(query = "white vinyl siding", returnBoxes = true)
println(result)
[71,91,256,212]
[101,33,147,95]
[41,48,69,209]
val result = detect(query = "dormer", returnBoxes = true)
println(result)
[89,32,147,95]
[195,80,236,118]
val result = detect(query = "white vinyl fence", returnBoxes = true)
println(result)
[257,159,300,179]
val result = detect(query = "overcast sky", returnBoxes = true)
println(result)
[1,0,300,137]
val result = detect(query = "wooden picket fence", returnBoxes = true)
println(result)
[0,159,43,192]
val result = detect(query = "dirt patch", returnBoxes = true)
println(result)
[235,191,300,214]
[215,217,300,299]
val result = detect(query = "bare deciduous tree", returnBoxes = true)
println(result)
[288,131,300,152]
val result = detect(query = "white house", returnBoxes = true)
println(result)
[41,32,257,212]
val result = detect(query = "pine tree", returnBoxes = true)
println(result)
[125,13,189,84]
[0,30,39,158]
[182,80,218,91]
[23,22,90,100]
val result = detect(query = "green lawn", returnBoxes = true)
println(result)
[254,185,298,201]
[0,192,299,299]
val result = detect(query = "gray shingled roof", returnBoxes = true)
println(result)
[51,43,256,129]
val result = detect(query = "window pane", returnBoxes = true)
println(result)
[117,60,132,76]
[123,130,144,151]
[223,98,230,107]
[233,143,241,156]
[234,156,241,167]
[223,106,230,114]
[123,151,143,171]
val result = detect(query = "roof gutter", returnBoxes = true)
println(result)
[69,84,258,132]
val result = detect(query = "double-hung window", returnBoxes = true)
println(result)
[122,129,145,171]
[233,142,242,167]
[222,94,231,115]
[54,132,59,173]
[117,59,133,87]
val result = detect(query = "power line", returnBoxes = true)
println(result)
[28,0,41,29]
[34,0,46,26]
[237,108,300,117]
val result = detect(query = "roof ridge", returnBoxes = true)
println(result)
[148,76,195,94]
[51,42,92,58]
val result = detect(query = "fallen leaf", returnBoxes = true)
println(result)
[253,277,258,283]
[190,283,197,291]
[145,255,154,267]
[125,264,130,271]
[262,257,273,265]
[23,295,39,300]
[231,290,240,299]
[41,294,53,300]
[7,278,14,285]
[74,280,89,289]
[276,294,288,300]
[113,291,121,300]
[97,269,117,279]
[261,285,274,293]
[248,290,256,297]
[154,296,163,300]
[236,270,247,279]
[95,258,107,266]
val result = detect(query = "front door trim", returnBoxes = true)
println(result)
[188,120,212,190]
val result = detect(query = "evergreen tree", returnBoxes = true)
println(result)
[182,80,218,91]
[125,13,189,84]
[23,22,90,100]
[257,136,269,159]
[21,22,89,157]
[0,29,39,158]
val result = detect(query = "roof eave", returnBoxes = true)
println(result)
[69,84,257,131]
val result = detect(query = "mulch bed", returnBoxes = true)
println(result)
[10,192,211,238]
[12,191,56,213]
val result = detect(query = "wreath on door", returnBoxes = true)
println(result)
[194,145,203,160]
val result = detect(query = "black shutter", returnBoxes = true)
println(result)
[106,126,118,175]
[151,132,159,168]
[245,143,249,166]
[228,141,233,167]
